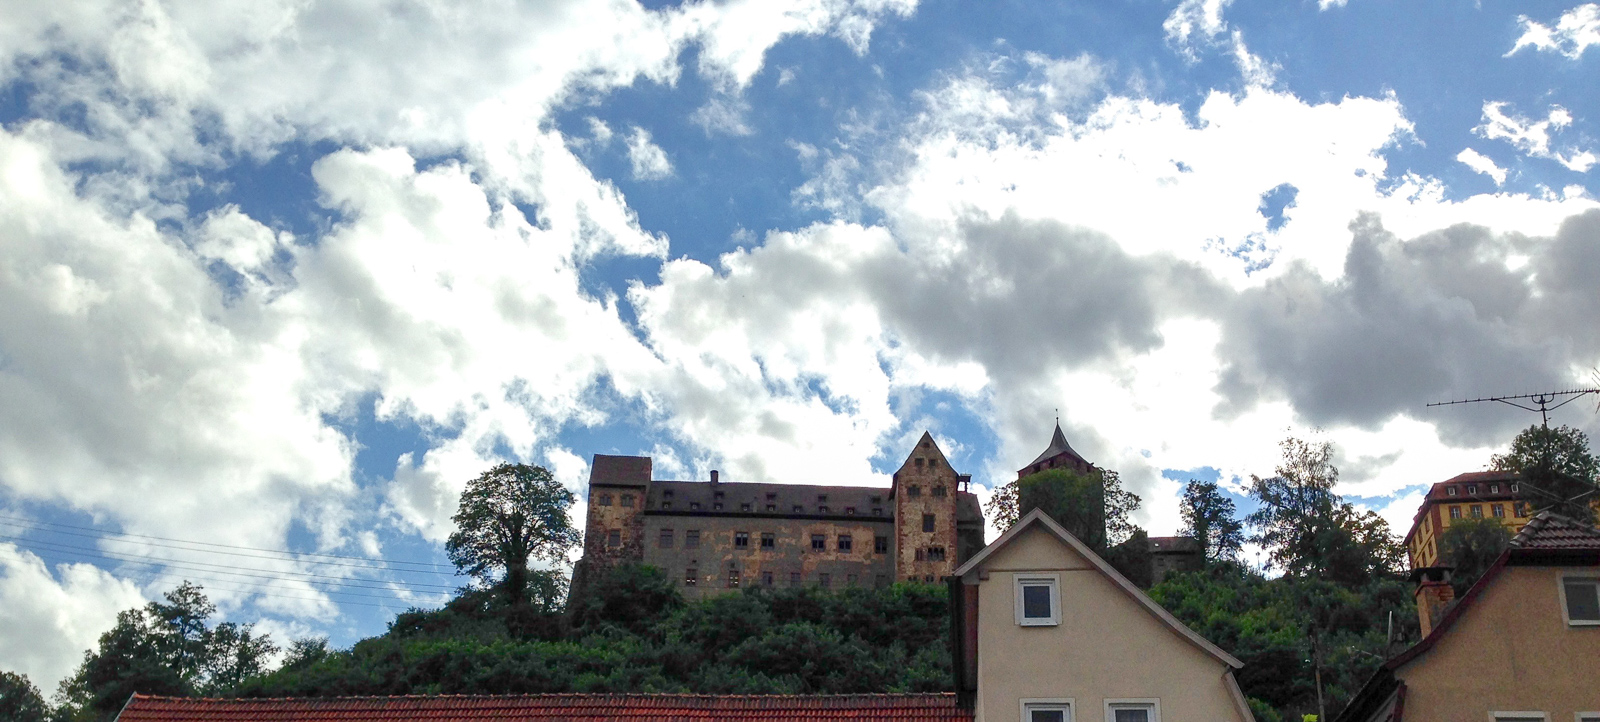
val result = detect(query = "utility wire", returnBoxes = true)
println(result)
[0,513,454,571]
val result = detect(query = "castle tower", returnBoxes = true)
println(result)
[1018,420,1094,479]
[581,454,651,568]
[892,432,962,582]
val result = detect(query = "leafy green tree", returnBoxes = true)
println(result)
[1247,438,1403,585]
[447,463,583,606]
[0,670,50,722]
[1491,424,1599,523]
[1437,517,1511,597]
[1180,479,1245,562]
[55,582,276,720]
[988,468,1141,550]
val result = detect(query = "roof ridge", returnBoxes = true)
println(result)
[135,693,960,702]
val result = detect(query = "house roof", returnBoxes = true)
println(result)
[952,508,1243,669]
[1401,470,1521,543]
[1335,510,1600,722]
[1024,423,1088,470]
[116,694,972,722]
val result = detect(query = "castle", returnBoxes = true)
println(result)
[578,432,986,597]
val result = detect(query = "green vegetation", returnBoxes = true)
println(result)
[1491,424,1599,523]
[447,463,583,606]
[1436,517,1511,597]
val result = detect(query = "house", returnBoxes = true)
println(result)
[1402,471,1530,569]
[949,509,1253,722]
[1335,511,1600,722]
[575,432,986,599]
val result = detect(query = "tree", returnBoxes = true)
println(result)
[447,463,583,606]
[1247,438,1403,586]
[1491,424,1599,523]
[1437,517,1511,597]
[1180,479,1245,562]
[985,468,1141,550]
[55,582,276,720]
[0,670,50,722]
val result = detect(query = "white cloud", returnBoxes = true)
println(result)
[0,544,146,691]
[1164,0,1233,56]
[626,127,674,180]
[1508,3,1600,59]
[1457,148,1508,185]
[1475,101,1597,172]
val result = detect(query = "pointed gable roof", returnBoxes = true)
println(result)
[953,508,1243,669]
[1024,422,1088,470]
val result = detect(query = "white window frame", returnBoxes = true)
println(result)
[1014,573,1062,627]
[1104,699,1160,722]
[1557,574,1600,627]
[1489,713,1547,722]
[1021,698,1074,722]
[1576,714,1600,722]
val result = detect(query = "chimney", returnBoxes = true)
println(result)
[710,469,719,484]
[1410,566,1455,638]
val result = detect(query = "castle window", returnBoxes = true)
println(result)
[659,529,674,548]
[794,505,805,513]
[727,569,740,588]
[845,507,856,515]
[741,503,752,512]
[761,532,775,549]
[873,507,883,516]
[914,458,924,468]
[923,514,936,532]
[874,536,888,554]
[767,493,778,501]
[924,575,934,583]
[621,494,634,508]
[690,502,701,510]
[1449,506,1461,519]
[685,568,697,586]
[1447,486,1458,496]
[927,546,946,561]
[761,571,774,586]
[766,504,776,511]
[1511,483,1520,493]
[817,494,828,503]
[819,573,831,589]
[930,459,939,469]
[871,496,882,504]
[790,572,802,587]
[686,530,700,549]
[661,501,671,510]
[1471,505,1483,518]
[714,491,725,500]
[915,548,925,561]
[607,529,621,547]
[599,494,612,506]
[933,486,946,498]
[811,534,827,552]
[713,503,723,511]
[663,490,674,499]
[734,531,750,548]
[837,535,853,552]
[818,505,829,514]
[1492,504,1505,518]
[909,485,921,499]
[1515,502,1528,517]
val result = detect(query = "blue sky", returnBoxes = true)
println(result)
[2,0,1599,687]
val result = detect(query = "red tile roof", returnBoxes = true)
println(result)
[117,694,972,722]
[1509,510,1600,550]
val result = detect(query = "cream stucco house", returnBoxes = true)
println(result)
[950,509,1253,722]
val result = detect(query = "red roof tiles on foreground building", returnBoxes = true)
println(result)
[116,693,974,722]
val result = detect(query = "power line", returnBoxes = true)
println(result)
[0,513,455,571]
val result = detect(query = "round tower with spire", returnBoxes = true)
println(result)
[1018,420,1095,479]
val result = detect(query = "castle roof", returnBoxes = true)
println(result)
[1024,422,1088,470]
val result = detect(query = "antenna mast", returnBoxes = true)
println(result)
[1426,388,1600,428]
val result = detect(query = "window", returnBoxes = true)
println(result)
[817,494,828,503]
[659,529,674,548]
[761,532,775,549]
[914,458,924,468]
[1515,502,1528,517]
[794,505,805,513]
[1022,699,1072,722]
[1493,504,1505,518]
[621,494,634,508]
[845,506,856,515]
[660,501,671,510]
[1015,574,1061,626]
[924,575,934,583]
[923,513,936,532]
[874,535,889,554]
[872,507,884,516]
[1466,485,1478,495]
[1105,701,1158,722]
[685,568,697,586]
[1489,483,1501,493]
[933,486,947,498]
[789,571,801,587]
[713,503,723,511]
[812,534,827,551]
[727,569,740,588]
[714,491,725,500]
[1488,714,1547,722]
[1447,486,1459,496]
[598,493,613,506]
[927,546,946,562]
[607,529,621,547]
[741,503,752,512]
[663,490,674,499]
[690,502,701,511]
[819,573,831,588]
[734,531,750,549]
[871,496,882,504]
[1511,483,1520,493]
[685,530,701,549]
[767,493,777,501]
[909,485,922,499]
[761,570,774,586]
[766,504,777,511]
[1449,506,1462,519]
[818,505,830,514]
[1561,577,1600,625]
[837,535,853,552]
[1471,505,1483,518]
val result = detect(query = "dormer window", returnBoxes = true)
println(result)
[1466,484,1478,495]
[663,490,674,499]
[1447,487,1458,496]
[714,491,725,500]
[1015,574,1061,626]
[1489,483,1500,493]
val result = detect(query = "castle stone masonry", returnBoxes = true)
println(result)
[579,432,986,598]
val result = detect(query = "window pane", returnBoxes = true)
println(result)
[1029,710,1064,722]
[1022,584,1052,619]
[1566,580,1600,621]
[1113,709,1149,722]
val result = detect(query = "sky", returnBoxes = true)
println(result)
[3,0,1600,690]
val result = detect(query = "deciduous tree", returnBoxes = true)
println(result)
[1437,517,1511,597]
[1491,424,1599,523]
[447,463,583,606]
[1180,479,1245,562]
[984,468,1141,550]
[0,670,50,722]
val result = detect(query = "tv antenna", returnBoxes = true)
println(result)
[1427,388,1600,427]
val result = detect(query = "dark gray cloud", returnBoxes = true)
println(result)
[1216,210,1600,446]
